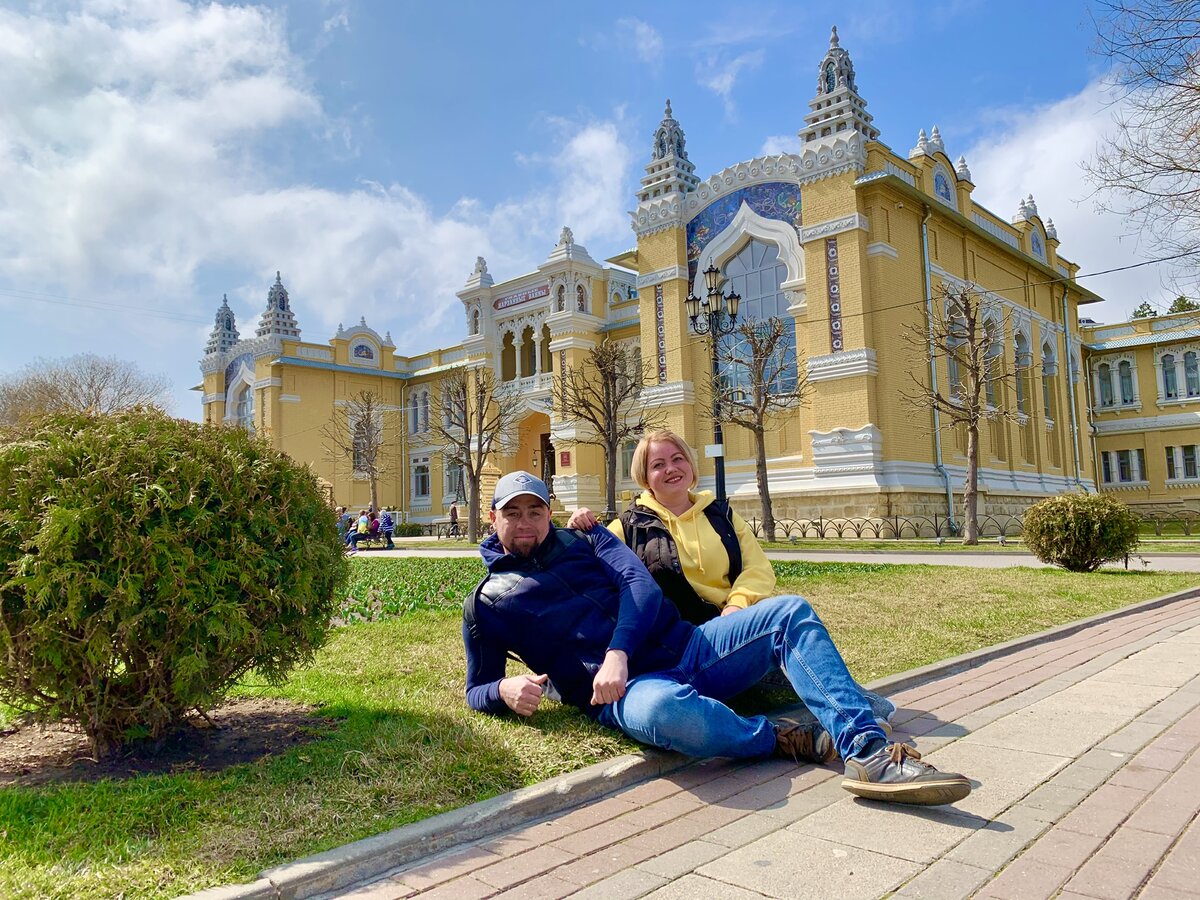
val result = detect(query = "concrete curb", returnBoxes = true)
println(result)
[186,584,1200,899]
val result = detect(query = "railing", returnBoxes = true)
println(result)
[745,508,1200,540]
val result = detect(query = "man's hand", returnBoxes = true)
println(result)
[500,673,549,717]
[567,507,599,530]
[720,605,742,616]
[590,649,629,706]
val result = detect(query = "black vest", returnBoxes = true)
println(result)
[616,500,742,625]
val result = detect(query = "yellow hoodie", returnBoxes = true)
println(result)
[610,489,777,611]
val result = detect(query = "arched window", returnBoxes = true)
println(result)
[520,325,536,377]
[824,62,835,93]
[1118,360,1135,404]
[410,396,420,433]
[556,285,566,312]
[421,391,430,431]
[470,308,480,335]
[235,385,254,434]
[500,331,516,381]
[1162,353,1178,399]
[1041,341,1057,420]
[1097,363,1114,407]
[1185,351,1199,397]
[720,239,797,391]
[984,320,1002,407]
[540,324,553,374]
[1014,333,1031,415]
[576,284,587,312]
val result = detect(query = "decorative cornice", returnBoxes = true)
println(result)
[637,266,689,289]
[546,334,598,353]
[865,241,898,259]
[639,380,695,407]
[800,213,869,243]
[806,348,877,381]
[1094,410,1200,434]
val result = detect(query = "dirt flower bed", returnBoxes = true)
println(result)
[0,697,335,787]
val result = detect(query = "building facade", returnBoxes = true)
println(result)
[1083,311,1200,509]
[200,29,1198,524]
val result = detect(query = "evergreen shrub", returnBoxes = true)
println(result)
[1022,492,1140,572]
[0,409,348,757]
[394,522,425,537]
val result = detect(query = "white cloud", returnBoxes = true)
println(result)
[0,1,636,416]
[616,18,663,66]
[696,50,764,118]
[760,134,801,156]
[963,80,1181,323]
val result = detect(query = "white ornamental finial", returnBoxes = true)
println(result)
[473,256,488,276]
[955,154,972,181]
[830,25,840,48]
[559,225,574,246]
[909,128,929,157]
[664,98,672,118]
[1026,194,1038,218]
[929,125,944,153]
[1046,218,1057,240]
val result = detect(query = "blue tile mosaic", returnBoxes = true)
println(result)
[686,182,802,284]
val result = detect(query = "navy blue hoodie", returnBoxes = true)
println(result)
[464,524,695,718]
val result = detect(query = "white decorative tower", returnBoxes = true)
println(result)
[255,271,301,339]
[799,26,879,144]
[638,99,700,202]
[205,294,239,355]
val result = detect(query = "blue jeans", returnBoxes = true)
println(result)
[598,595,887,761]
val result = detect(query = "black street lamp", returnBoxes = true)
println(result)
[686,263,740,503]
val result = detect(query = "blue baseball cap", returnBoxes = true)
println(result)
[492,471,551,509]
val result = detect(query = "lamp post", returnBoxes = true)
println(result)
[686,263,740,503]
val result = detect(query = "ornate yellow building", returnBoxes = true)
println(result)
[199,29,1196,525]
[1083,311,1200,508]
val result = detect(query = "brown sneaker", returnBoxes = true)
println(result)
[842,742,971,805]
[774,721,837,765]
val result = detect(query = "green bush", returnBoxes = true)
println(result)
[1022,492,1140,572]
[394,522,425,537]
[0,409,348,757]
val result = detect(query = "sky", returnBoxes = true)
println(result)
[0,0,1185,419]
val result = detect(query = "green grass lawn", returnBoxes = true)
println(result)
[395,537,1200,553]
[1,558,1196,899]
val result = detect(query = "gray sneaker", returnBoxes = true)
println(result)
[774,721,837,765]
[842,742,971,805]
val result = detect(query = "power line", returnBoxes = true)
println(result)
[0,286,211,325]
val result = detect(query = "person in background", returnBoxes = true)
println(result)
[345,509,370,555]
[449,501,460,537]
[568,429,895,727]
[335,506,350,542]
[465,471,972,806]
[380,509,395,550]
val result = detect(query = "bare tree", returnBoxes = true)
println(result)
[321,390,398,514]
[554,339,664,518]
[430,366,524,542]
[709,318,810,541]
[0,354,170,426]
[1086,2,1200,283]
[902,284,1021,545]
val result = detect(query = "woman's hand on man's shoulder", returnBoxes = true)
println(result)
[567,507,600,530]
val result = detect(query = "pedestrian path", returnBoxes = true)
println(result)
[329,592,1200,900]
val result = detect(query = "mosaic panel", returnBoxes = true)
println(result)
[686,182,802,284]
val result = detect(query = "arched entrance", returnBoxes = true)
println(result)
[514,411,555,489]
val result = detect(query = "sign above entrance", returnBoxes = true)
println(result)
[493,284,549,311]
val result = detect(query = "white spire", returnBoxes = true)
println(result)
[255,271,301,339]
[205,293,239,355]
[955,154,973,182]
[639,98,699,202]
[800,25,879,144]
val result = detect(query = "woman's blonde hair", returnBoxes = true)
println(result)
[630,430,699,491]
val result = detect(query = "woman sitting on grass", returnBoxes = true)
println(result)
[568,428,895,725]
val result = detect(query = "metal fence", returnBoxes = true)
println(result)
[746,508,1200,540]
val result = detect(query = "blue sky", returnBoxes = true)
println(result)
[0,1,1177,417]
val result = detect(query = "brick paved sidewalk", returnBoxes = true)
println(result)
[331,595,1200,900]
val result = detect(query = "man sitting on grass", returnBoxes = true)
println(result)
[463,471,972,806]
